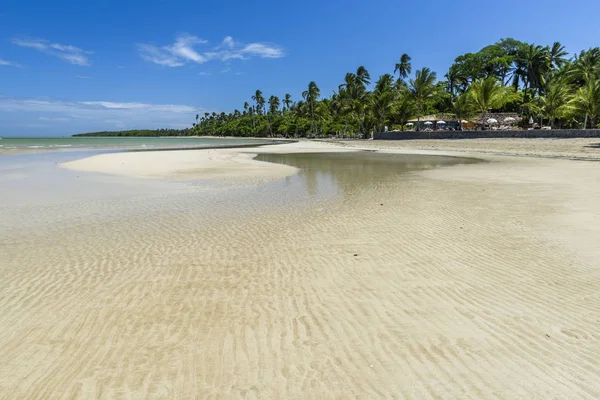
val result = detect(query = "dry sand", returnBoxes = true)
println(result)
[1,139,600,398]
[334,136,600,160]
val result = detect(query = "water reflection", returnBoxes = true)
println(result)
[256,151,481,199]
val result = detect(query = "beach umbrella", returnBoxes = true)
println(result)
[487,118,498,124]
[529,116,534,124]
[504,117,515,122]
[424,121,433,125]
[437,121,446,124]
[460,120,469,124]
[406,122,414,126]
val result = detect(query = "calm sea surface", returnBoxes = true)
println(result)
[0,136,275,153]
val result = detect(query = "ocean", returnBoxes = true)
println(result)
[0,136,275,153]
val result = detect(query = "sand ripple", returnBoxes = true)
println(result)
[1,150,600,398]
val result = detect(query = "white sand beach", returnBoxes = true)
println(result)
[1,139,600,398]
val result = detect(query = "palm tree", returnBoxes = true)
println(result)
[570,48,600,85]
[575,79,600,129]
[268,95,280,115]
[393,92,416,131]
[469,77,511,128]
[248,105,255,130]
[283,93,292,112]
[519,44,551,96]
[445,64,471,96]
[252,90,265,115]
[409,67,437,130]
[355,66,371,88]
[549,42,568,69]
[451,92,476,123]
[302,81,320,134]
[537,78,574,128]
[394,53,412,82]
[267,95,281,136]
[371,74,396,132]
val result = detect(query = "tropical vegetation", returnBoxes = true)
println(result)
[83,39,600,137]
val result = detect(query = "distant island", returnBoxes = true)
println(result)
[73,128,193,137]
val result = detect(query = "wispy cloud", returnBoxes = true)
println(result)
[0,97,205,133]
[198,71,211,76]
[75,75,91,79]
[39,116,70,121]
[0,57,24,68]
[138,34,284,67]
[11,38,92,66]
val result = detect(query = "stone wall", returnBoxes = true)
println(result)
[373,129,600,140]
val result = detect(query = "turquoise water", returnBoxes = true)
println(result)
[0,136,274,153]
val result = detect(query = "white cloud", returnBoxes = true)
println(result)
[0,57,24,67]
[0,96,205,134]
[240,43,284,58]
[169,34,208,63]
[219,36,236,49]
[12,38,92,66]
[39,116,70,121]
[198,71,211,76]
[138,34,284,67]
[80,101,197,113]
[75,75,91,79]
[137,43,184,67]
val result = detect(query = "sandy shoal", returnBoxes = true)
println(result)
[60,140,355,182]
[2,139,600,398]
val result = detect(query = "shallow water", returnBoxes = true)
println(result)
[1,151,479,235]
[256,152,480,196]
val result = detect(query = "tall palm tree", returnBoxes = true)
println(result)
[355,66,371,89]
[371,74,396,132]
[268,95,280,115]
[302,81,320,134]
[252,90,265,115]
[248,106,255,130]
[570,47,600,85]
[283,93,292,112]
[469,77,511,128]
[521,44,551,96]
[549,42,568,69]
[267,95,280,136]
[394,53,412,82]
[409,67,437,130]
[537,77,574,128]
[393,92,416,131]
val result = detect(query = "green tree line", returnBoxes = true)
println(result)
[193,38,600,138]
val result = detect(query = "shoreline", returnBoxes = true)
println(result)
[0,136,282,157]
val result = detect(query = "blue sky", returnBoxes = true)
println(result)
[1,0,600,136]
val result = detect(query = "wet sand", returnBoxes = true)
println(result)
[1,141,600,398]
